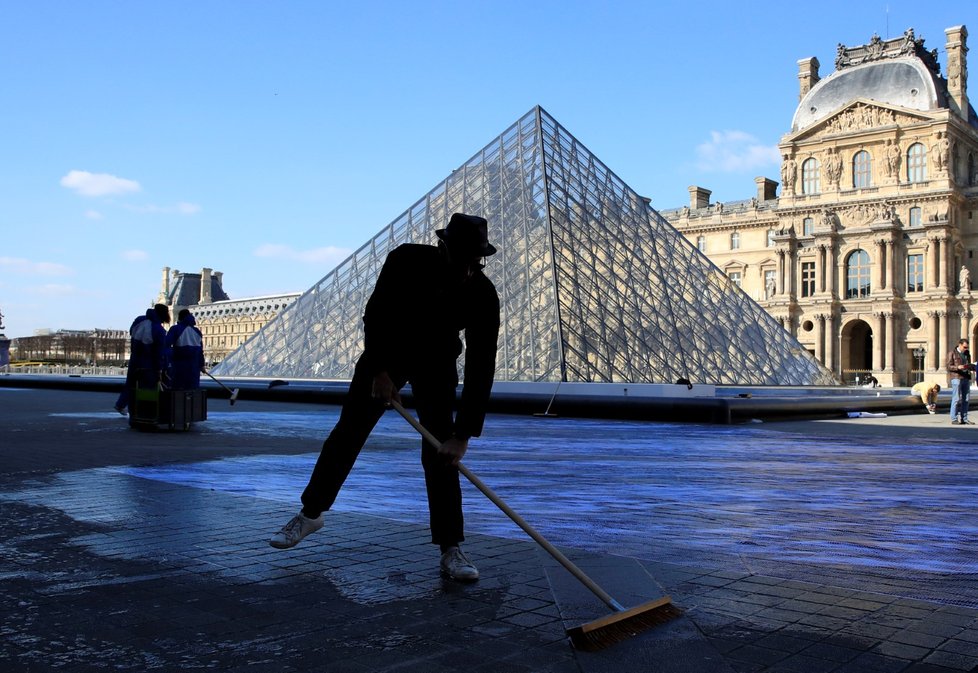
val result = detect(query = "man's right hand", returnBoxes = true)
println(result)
[371,371,401,406]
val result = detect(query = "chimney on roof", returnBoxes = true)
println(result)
[945,26,970,124]
[200,268,213,304]
[213,271,223,294]
[755,177,779,202]
[688,186,712,210]
[797,57,820,101]
[161,266,170,299]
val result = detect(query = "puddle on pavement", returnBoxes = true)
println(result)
[11,410,978,579]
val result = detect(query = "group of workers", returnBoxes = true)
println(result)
[114,304,205,415]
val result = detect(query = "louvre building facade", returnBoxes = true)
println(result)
[665,26,977,386]
[216,107,835,386]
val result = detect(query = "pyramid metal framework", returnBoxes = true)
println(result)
[215,107,838,386]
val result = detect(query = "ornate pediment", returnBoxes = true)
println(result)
[787,99,932,142]
[839,202,897,228]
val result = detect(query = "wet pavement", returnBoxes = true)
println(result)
[3,388,978,672]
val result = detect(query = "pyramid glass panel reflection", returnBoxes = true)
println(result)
[215,107,837,386]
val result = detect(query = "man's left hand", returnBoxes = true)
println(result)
[438,436,468,465]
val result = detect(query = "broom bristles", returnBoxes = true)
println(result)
[566,596,680,651]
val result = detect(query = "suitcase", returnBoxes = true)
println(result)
[129,386,207,431]
[162,389,208,430]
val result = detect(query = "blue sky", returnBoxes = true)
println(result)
[0,1,967,337]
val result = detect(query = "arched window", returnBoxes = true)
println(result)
[907,143,927,183]
[696,235,706,253]
[730,232,740,250]
[846,249,872,299]
[852,150,872,188]
[802,158,821,194]
[802,217,814,236]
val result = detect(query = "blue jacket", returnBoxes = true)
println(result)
[128,309,167,385]
[166,314,204,389]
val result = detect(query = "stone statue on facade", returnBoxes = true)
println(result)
[781,155,797,194]
[884,139,902,179]
[960,266,971,294]
[821,209,836,231]
[0,307,4,330]
[766,276,776,299]
[824,147,843,188]
[931,131,950,174]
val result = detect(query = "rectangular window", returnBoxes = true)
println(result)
[907,254,924,292]
[801,261,815,297]
[803,217,814,236]
[728,271,742,288]
[730,232,740,250]
[909,207,921,227]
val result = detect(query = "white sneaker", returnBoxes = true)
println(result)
[440,546,479,582]
[270,512,324,549]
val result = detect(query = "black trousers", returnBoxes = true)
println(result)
[301,354,463,546]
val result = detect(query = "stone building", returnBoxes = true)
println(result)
[664,26,978,386]
[158,267,299,365]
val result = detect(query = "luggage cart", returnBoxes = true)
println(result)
[129,385,207,431]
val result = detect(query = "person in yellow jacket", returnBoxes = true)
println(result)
[911,381,941,414]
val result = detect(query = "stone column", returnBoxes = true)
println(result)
[815,313,827,364]
[939,237,949,290]
[831,313,840,375]
[887,240,897,294]
[886,311,900,376]
[929,311,941,371]
[874,239,886,294]
[929,238,940,289]
[937,311,953,369]
[776,250,786,295]
[872,312,884,373]
[817,245,827,294]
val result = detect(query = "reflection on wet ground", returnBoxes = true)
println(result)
[48,408,974,580]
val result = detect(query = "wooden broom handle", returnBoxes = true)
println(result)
[390,400,624,611]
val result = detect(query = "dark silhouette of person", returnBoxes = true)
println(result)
[269,213,500,582]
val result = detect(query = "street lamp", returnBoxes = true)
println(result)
[913,347,926,383]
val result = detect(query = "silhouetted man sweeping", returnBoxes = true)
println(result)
[270,213,500,581]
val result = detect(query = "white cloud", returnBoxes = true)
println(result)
[122,249,148,261]
[84,209,104,220]
[60,170,141,197]
[0,256,73,276]
[694,130,780,172]
[253,243,352,266]
[176,202,201,215]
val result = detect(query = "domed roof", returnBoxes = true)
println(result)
[790,30,950,133]
[791,57,941,132]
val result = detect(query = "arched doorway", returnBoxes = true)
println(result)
[841,319,873,384]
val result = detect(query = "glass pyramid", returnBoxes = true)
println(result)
[215,107,838,386]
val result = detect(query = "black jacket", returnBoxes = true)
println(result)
[362,244,500,438]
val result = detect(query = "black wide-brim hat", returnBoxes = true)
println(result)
[435,213,497,257]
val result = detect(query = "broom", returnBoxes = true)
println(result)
[202,369,240,405]
[390,400,680,650]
